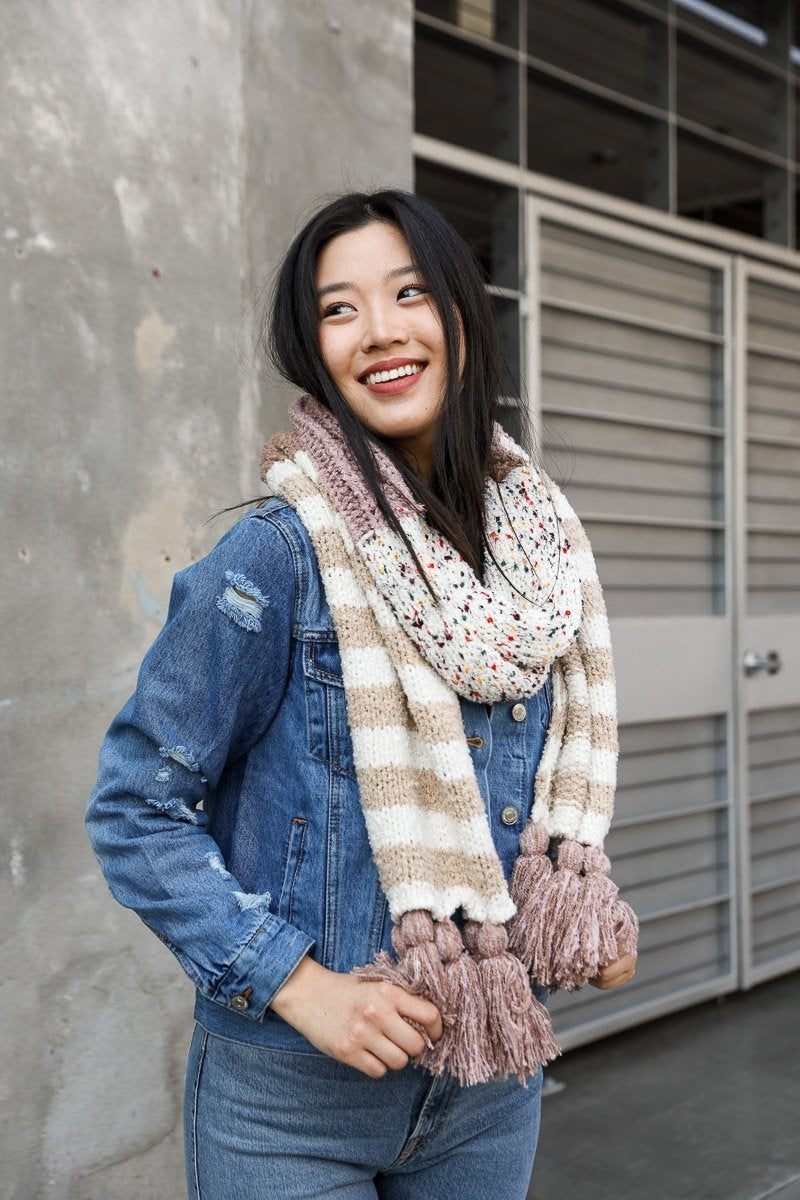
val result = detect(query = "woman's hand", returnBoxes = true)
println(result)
[270,955,443,1078]
[588,952,637,989]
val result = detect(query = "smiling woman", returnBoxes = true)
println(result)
[86,188,637,1200]
[315,222,448,484]
[264,190,508,591]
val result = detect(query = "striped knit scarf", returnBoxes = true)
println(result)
[260,394,638,1086]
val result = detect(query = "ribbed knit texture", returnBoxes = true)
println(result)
[258,395,638,1085]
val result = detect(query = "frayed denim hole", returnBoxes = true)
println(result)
[216,570,269,633]
[144,794,208,827]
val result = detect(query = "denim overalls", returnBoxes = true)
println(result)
[86,495,553,1199]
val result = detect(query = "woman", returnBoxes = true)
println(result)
[85,189,637,1199]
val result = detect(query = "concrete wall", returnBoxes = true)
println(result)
[0,2,412,1195]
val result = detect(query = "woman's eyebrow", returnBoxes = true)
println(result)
[316,264,418,299]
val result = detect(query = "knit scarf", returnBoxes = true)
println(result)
[260,394,638,1086]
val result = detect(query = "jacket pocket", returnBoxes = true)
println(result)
[301,633,357,778]
[277,816,308,925]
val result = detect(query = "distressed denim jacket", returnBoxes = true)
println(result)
[85,496,552,1051]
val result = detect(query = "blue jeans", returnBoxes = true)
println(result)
[184,1021,543,1199]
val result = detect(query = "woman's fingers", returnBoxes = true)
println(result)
[355,1047,393,1079]
[395,989,443,1041]
[384,1013,431,1058]
[589,952,637,989]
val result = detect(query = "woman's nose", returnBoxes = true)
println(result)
[360,305,409,352]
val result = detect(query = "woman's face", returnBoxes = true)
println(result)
[315,221,450,481]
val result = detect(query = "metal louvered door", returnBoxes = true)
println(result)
[526,198,737,1049]
[736,262,800,987]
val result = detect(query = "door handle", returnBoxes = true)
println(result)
[742,649,782,677]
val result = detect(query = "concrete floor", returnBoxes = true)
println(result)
[529,971,800,1200]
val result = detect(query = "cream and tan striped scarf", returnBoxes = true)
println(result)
[260,394,638,1086]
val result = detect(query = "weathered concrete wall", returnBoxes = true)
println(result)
[0,2,412,1195]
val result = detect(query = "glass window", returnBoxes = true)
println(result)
[677,129,765,237]
[527,70,669,206]
[492,296,521,399]
[414,160,519,288]
[415,25,519,162]
[675,2,780,63]
[527,0,668,107]
[676,31,781,153]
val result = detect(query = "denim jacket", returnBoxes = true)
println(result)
[85,496,552,1051]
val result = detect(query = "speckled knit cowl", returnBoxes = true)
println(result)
[260,394,638,1086]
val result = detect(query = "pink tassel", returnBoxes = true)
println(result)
[463,920,561,1085]
[547,845,640,989]
[507,824,641,992]
[507,820,555,976]
[612,896,640,959]
[351,910,450,1047]
[421,943,493,1086]
[560,845,619,983]
[388,910,451,1009]
[530,838,586,989]
[352,911,493,1084]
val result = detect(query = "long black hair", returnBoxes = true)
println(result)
[255,188,537,596]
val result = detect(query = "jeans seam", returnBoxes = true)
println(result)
[190,1029,209,1200]
[393,1074,459,1164]
[193,1018,325,1056]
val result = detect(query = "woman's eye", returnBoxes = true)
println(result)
[398,283,428,300]
[321,301,355,318]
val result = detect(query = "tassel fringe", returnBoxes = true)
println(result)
[351,824,638,1084]
[353,908,560,1086]
[507,820,640,991]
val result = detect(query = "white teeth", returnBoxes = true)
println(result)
[364,363,424,386]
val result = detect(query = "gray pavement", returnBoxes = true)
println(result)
[529,971,800,1200]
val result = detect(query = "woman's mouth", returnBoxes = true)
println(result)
[360,361,427,395]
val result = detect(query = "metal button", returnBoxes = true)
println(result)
[230,994,250,1011]
[501,805,520,826]
[511,702,527,722]
[466,735,484,748]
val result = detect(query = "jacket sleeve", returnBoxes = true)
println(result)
[84,508,315,1021]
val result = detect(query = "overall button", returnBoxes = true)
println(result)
[230,994,250,1011]
[501,805,520,826]
[511,702,527,722]
[466,735,484,748]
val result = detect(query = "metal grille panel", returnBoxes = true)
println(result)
[748,706,800,969]
[746,279,800,614]
[539,219,725,617]
[550,715,731,1035]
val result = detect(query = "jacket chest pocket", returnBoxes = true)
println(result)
[301,633,357,778]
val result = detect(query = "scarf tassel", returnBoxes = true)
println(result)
[507,820,640,991]
[352,909,560,1087]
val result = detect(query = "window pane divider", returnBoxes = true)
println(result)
[486,284,521,301]
[675,13,790,82]
[414,11,520,62]
[524,51,668,123]
[676,114,790,170]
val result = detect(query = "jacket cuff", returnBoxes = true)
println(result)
[210,912,315,1021]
